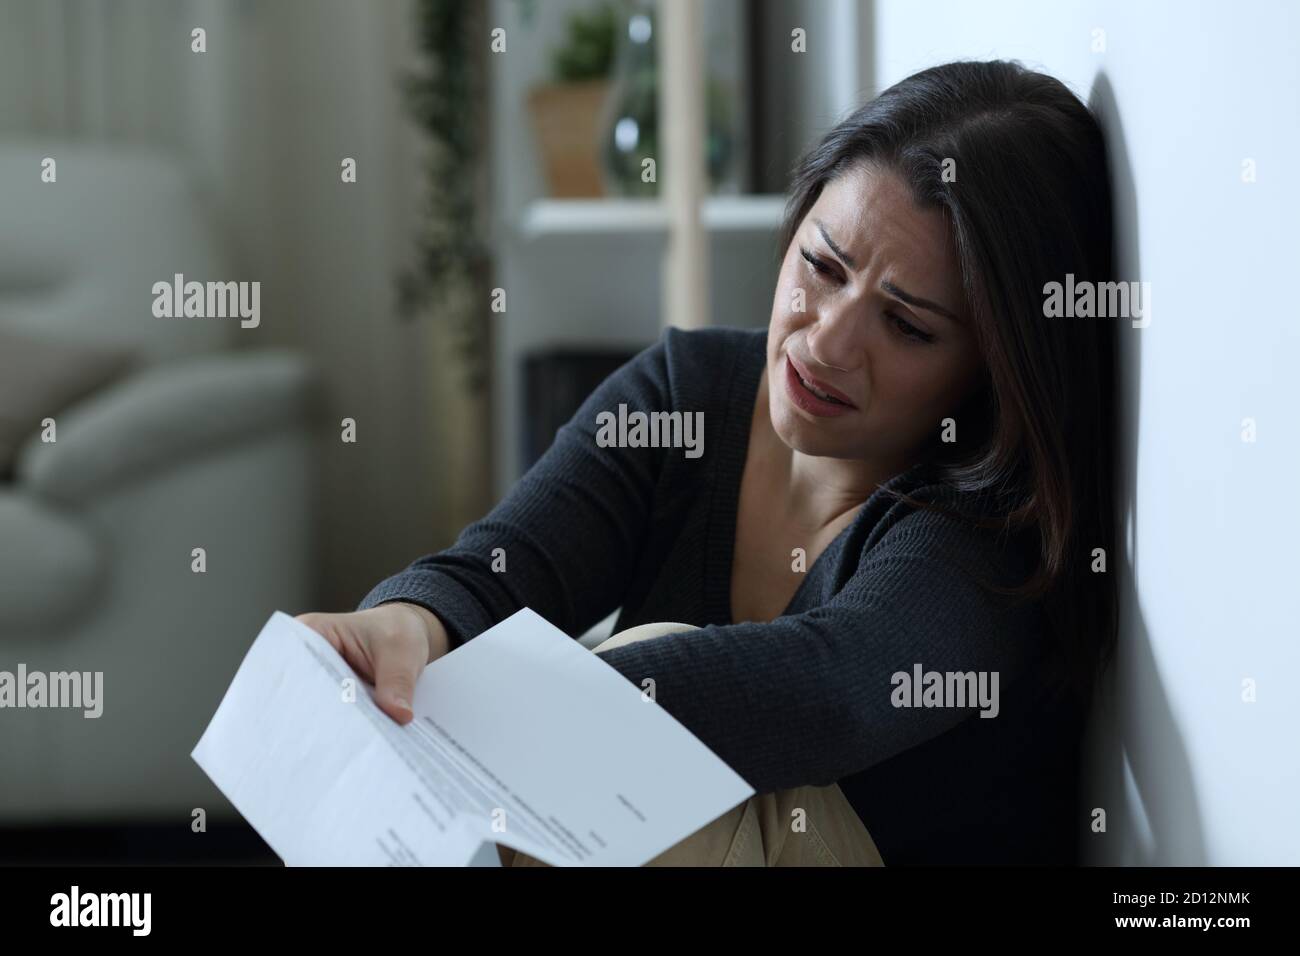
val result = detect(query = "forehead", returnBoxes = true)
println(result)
[808,161,957,274]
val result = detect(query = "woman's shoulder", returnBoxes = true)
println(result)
[659,325,767,408]
[605,325,764,413]
[859,463,1041,602]
[868,462,1023,538]
[850,466,1058,686]
[662,323,767,355]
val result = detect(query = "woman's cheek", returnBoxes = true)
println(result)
[882,363,941,436]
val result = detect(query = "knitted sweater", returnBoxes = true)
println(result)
[357,326,1087,865]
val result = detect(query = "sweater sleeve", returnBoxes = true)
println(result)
[592,511,1048,794]
[355,333,674,647]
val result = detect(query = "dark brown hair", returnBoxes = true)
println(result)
[778,60,1118,709]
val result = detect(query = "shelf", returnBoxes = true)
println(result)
[518,195,787,240]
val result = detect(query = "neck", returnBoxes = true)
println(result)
[755,368,914,532]
[786,452,900,527]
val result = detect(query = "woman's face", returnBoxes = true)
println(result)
[766,161,985,466]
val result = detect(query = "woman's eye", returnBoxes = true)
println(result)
[889,312,935,344]
[800,247,837,281]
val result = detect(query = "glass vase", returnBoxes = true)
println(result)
[599,0,737,198]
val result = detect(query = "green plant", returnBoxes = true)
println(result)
[551,3,617,83]
[397,0,491,392]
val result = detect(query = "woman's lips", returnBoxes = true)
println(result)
[784,355,855,418]
[786,353,856,406]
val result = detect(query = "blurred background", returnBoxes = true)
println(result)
[0,0,1296,866]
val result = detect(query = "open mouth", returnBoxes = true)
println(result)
[784,355,856,416]
[797,373,848,405]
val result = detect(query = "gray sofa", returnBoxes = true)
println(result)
[0,141,319,824]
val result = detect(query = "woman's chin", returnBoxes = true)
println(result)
[772,407,851,458]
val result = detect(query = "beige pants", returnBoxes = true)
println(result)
[497,622,885,867]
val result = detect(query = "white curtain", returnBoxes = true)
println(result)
[0,0,216,145]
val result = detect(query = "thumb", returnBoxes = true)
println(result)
[372,639,426,724]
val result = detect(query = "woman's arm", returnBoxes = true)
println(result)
[356,334,675,647]
[592,512,1050,795]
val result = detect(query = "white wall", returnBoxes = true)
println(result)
[201,0,447,609]
[872,0,1300,865]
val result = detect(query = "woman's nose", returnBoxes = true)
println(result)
[806,301,866,373]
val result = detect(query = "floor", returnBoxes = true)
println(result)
[0,821,280,866]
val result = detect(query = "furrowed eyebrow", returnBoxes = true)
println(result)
[814,220,856,268]
[813,218,962,323]
[880,279,961,322]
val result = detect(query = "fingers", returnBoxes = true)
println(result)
[371,633,426,725]
[296,612,377,683]
[295,612,342,654]
[294,609,424,725]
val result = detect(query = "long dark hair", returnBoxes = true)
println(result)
[778,60,1118,709]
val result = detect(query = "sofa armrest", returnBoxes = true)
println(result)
[14,350,318,505]
[0,490,102,632]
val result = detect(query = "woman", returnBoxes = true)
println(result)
[298,59,1118,866]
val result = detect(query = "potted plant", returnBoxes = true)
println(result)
[527,2,618,198]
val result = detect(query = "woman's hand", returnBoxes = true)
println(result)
[295,602,451,725]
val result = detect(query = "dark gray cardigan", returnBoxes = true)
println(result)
[358,326,1087,864]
